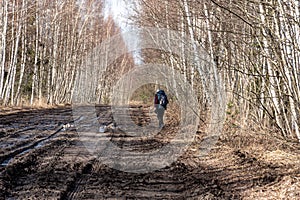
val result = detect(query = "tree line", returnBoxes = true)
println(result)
[0,0,130,106]
[134,0,300,141]
[1,0,300,142]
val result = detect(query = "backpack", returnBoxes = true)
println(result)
[157,90,168,109]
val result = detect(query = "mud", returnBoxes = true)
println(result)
[0,105,299,199]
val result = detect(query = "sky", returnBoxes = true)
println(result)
[103,0,143,64]
[103,0,136,31]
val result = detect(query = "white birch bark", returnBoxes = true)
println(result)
[3,0,17,105]
[15,0,27,105]
[182,0,195,86]
[259,3,286,136]
[30,1,40,105]
[275,0,300,141]
[9,17,21,105]
[180,8,187,83]
[0,0,8,99]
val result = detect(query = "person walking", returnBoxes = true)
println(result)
[154,89,169,128]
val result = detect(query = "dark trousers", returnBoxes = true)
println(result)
[156,107,165,127]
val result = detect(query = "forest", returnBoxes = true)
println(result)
[1,0,300,141]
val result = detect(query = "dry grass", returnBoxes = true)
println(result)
[0,99,70,115]
[176,109,300,199]
[217,115,300,199]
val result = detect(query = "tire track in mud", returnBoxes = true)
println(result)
[0,106,82,168]
[0,107,77,199]
[1,131,83,199]
[61,159,96,200]
[0,105,290,199]
[0,126,63,167]
[58,106,195,199]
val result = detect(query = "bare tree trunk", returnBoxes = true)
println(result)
[15,0,27,105]
[0,0,8,99]
[183,0,197,85]
[275,0,300,141]
[10,18,21,105]
[259,3,286,136]
[31,1,40,105]
[180,8,187,83]
[50,20,59,104]
[3,0,19,105]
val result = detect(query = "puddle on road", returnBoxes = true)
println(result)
[1,157,13,167]
[0,127,63,167]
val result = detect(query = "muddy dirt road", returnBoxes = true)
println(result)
[0,105,299,199]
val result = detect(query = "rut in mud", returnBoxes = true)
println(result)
[0,105,299,199]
